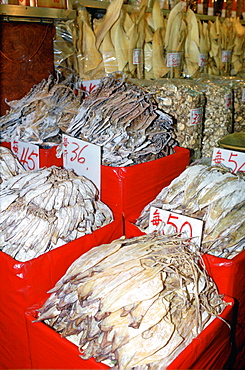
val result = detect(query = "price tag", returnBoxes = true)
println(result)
[212,147,245,174]
[11,139,39,171]
[133,49,142,64]
[225,93,232,109]
[198,54,207,67]
[242,88,245,102]
[81,79,100,94]
[62,134,101,194]
[148,207,204,248]
[167,53,181,67]
[189,108,203,125]
[222,50,232,63]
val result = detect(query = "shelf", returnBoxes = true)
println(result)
[0,4,76,23]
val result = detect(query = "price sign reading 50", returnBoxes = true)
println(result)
[11,140,39,171]
[212,147,245,174]
[149,207,204,247]
[62,134,101,194]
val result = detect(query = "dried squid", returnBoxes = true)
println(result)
[0,166,113,261]
[36,232,228,369]
[0,146,25,183]
[0,75,81,145]
[64,72,178,167]
[136,163,245,259]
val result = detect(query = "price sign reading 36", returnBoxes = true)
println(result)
[149,207,204,247]
[62,134,101,194]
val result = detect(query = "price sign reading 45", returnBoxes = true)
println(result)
[11,140,39,171]
[212,147,245,174]
[62,134,101,194]
[149,207,204,248]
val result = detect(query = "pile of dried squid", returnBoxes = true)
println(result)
[0,75,81,145]
[36,232,228,369]
[0,148,113,262]
[136,163,245,259]
[65,72,177,166]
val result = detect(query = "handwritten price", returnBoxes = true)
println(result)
[11,140,39,171]
[70,142,88,164]
[149,207,203,247]
[212,148,245,174]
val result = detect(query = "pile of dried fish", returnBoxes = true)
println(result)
[136,163,245,259]
[0,146,25,183]
[36,232,228,369]
[65,73,177,166]
[0,75,81,145]
[0,166,113,261]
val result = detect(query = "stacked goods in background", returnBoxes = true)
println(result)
[53,1,245,81]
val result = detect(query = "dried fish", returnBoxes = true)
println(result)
[136,163,245,259]
[0,166,113,261]
[65,73,177,166]
[0,146,25,183]
[36,233,227,369]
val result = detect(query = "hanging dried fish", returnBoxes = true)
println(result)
[136,163,245,259]
[36,232,228,369]
[65,73,177,167]
[0,166,113,262]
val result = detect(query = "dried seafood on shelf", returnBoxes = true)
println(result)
[65,72,178,167]
[36,232,228,369]
[0,166,113,262]
[0,75,81,146]
[136,163,245,259]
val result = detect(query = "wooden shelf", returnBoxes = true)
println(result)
[0,4,76,23]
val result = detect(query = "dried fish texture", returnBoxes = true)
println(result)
[0,166,113,262]
[0,146,25,183]
[65,73,177,167]
[0,75,81,145]
[198,81,233,158]
[233,80,245,132]
[136,163,245,259]
[140,79,205,161]
[36,233,227,369]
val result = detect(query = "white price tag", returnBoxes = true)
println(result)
[11,139,39,171]
[62,134,101,194]
[198,54,207,67]
[225,93,232,109]
[167,53,181,67]
[81,79,100,94]
[133,49,142,64]
[222,50,232,63]
[212,147,245,174]
[190,108,203,125]
[148,207,204,247]
[242,88,245,102]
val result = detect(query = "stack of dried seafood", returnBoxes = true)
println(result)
[233,80,245,132]
[0,75,81,146]
[0,166,113,261]
[36,232,228,369]
[137,79,205,160]
[0,146,25,183]
[136,163,245,259]
[65,73,177,166]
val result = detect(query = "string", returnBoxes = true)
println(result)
[0,24,50,63]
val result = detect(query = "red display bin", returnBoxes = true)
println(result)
[25,293,234,370]
[0,215,123,369]
[101,146,190,223]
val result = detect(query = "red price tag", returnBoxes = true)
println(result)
[62,134,101,194]
[190,108,203,125]
[212,147,245,174]
[11,140,39,171]
[149,207,204,247]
